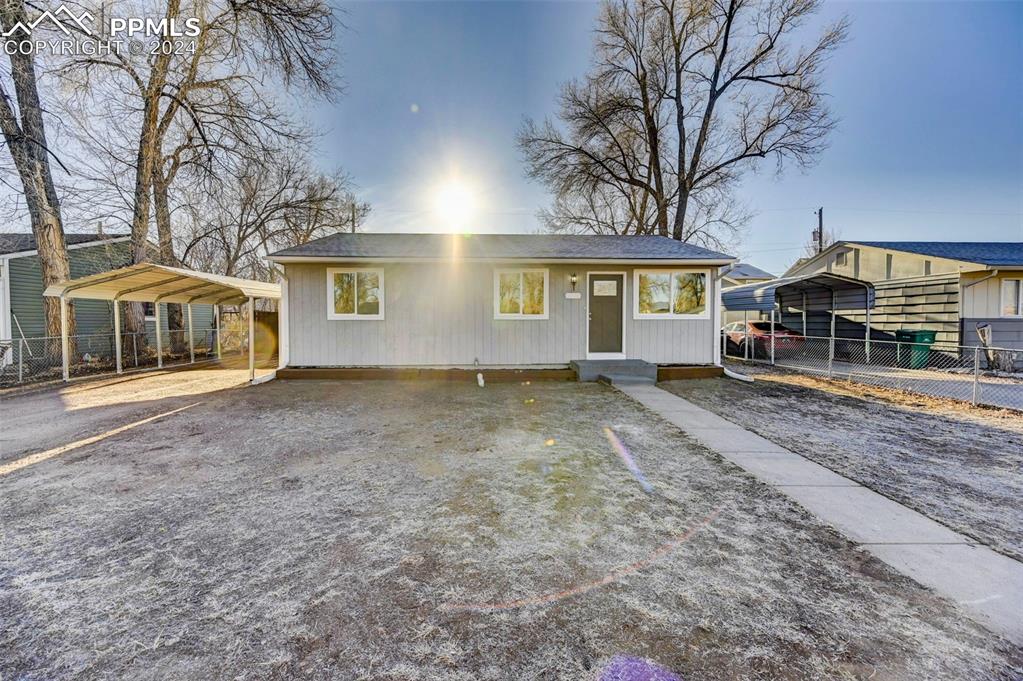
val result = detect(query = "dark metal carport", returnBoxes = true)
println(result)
[722,272,876,360]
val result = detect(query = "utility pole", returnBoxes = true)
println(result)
[814,205,822,253]
[351,203,357,233]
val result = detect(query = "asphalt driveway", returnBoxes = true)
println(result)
[1,378,1020,679]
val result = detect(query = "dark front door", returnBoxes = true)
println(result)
[588,274,624,354]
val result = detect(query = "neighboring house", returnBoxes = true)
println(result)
[267,233,735,369]
[720,262,774,288]
[1,233,133,349]
[720,262,774,325]
[784,241,1023,350]
[0,232,214,364]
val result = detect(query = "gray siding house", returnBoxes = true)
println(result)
[268,233,734,369]
[785,241,1023,351]
[1,232,214,363]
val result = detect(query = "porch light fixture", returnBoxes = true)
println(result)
[570,273,578,291]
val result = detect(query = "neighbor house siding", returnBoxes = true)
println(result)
[842,274,961,345]
[143,303,216,347]
[960,270,1023,358]
[960,270,1023,319]
[285,262,716,367]
[795,245,964,281]
[4,241,214,348]
[7,240,132,340]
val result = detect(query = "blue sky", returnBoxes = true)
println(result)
[313,0,1023,274]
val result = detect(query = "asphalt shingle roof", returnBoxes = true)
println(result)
[269,232,734,262]
[851,241,1023,267]
[723,262,774,280]
[0,232,128,256]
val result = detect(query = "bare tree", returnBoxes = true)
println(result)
[57,0,340,340]
[519,0,847,247]
[179,150,365,280]
[0,0,74,349]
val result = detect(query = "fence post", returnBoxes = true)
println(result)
[972,346,980,405]
[827,336,834,378]
[17,338,23,383]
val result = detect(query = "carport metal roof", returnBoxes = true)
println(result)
[43,263,280,304]
[722,272,875,312]
[44,264,279,384]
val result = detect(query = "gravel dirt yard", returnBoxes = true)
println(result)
[2,378,1021,680]
[661,364,1023,563]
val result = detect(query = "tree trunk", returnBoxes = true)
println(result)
[0,0,74,359]
[153,166,185,352]
[673,186,690,241]
[124,0,181,348]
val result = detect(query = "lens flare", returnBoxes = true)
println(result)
[603,426,653,493]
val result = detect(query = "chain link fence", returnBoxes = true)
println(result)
[0,330,220,388]
[723,331,1023,411]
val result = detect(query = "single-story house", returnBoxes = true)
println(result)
[785,241,1023,351]
[267,233,735,370]
[1,232,213,366]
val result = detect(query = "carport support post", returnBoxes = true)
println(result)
[214,305,222,359]
[770,308,776,365]
[801,292,807,336]
[743,310,749,360]
[155,302,163,369]
[187,304,195,364]
[248,296,255,382]
[863,283,872,364]
[113,298,122,374]
[60,295,69,382]
[828,291,836,378]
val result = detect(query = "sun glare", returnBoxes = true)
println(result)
[431,180,478,232]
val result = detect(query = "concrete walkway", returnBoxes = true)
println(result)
[615,382,1023,645]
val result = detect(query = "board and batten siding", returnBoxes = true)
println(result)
[960,270,1023,357]
[284,262,717,367]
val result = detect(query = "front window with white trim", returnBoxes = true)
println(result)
[634,270,708,318]
[327,268,383,320]
[1002,279,1022,317]
[494,269,548,319]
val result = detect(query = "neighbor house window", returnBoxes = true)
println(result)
[143,302,156,320]
[326,268,384,320]
[1002,279,1022,317]
[494,269,548,319]
[835,251,848,267]
[634,270,709,318]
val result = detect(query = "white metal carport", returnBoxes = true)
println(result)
[43,263,281,383]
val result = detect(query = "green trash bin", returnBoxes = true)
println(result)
[895,329,937,369]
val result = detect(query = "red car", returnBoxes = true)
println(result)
[723,321,805,358]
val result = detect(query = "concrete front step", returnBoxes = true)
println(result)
[597,373,657,386]
[570,359,657,382]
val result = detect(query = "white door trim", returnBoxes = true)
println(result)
[585,271,627,360]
